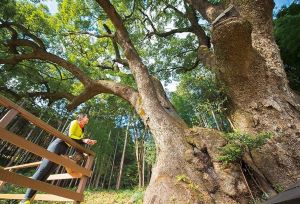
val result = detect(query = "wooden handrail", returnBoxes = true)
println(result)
[0,95,95,156]
[0,168,83,201]
[0,127,92,177]
[0,95,95,203]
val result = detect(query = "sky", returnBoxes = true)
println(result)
[43,0,294,15]
[274,0,293,11]
[43,0,57,14]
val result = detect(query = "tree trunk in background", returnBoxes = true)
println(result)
[212,0,300,188]
[135,137,142,187]
[142,137,145,187]
[200,113,208,128]
[116,118,131,190]
[101,157,110,188]
[93,130,111,188]
[108,134,119,189]
[133,121,145,188]
[211,109,220,130]
[88,157,97,189]
[94,162,102,188]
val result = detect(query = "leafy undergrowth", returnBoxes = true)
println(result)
[82,188,145,204]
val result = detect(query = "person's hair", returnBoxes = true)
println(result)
[76,113,88,121]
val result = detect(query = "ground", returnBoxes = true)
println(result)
[82,189,144,204]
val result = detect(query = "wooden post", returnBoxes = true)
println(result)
[0,109,18,128]
[74,155,94,204]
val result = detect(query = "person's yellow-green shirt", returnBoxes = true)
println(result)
[68,120,84,140]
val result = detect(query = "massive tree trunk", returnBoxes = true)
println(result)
[95,1,253,203]
[211,0,300,188]
[136,76,249,203]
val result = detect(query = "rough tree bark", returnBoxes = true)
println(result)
[184,0,300,194]
[209,0,300,188]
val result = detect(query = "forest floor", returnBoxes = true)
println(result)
[82,188,145,204]
[0,187,144,204]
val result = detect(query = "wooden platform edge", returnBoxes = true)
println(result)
[0,194,74,201]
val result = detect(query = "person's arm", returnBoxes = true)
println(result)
[82,138,97,145]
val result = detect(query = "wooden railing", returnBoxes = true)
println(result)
[0,95,95,203]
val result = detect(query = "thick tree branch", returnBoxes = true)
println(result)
[1,22,46,50]
[0,52,37,65]
[139,8,192,38]
[96,0,161,106]
[67,80,139,110]
[65,31,114,39]
[1,21,142,111]
[185,3,210,47]
[185,0,224,23]
[139,8,157,34]
[113,58,129,67]
[96,64,115,70]
[28,91,75,102]
[148,27,193,38]
[124,0,136,19]
[0,39,92,85]
[146,2,214,70]
[164,4,185,17]
[102,23,129,68]
[179,59,200,72]
[6,39,40,49]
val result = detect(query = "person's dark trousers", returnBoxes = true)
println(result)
[24,138,68,199]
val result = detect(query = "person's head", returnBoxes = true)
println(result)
[77,113,89,126]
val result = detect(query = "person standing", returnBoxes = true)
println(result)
[20,113,96,204]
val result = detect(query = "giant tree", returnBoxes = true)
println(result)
[1,0,300,203]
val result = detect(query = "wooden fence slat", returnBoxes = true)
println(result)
[0,168,83,201]
[0,95,95,156]
[0,109,18,128]
[47,173,82,180]
[0,194,73,201]
[0,127,91,177]
[4,161,42,170]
